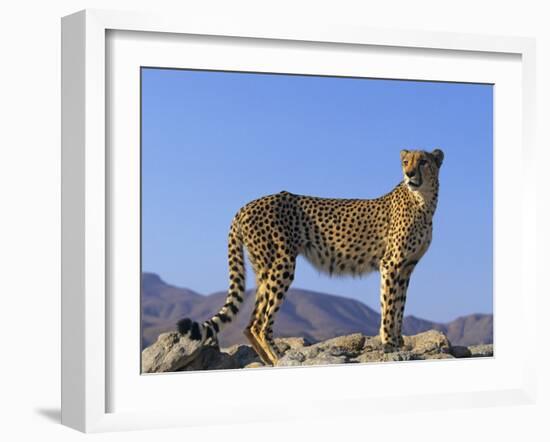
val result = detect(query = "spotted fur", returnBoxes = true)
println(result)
[177,149,444,365]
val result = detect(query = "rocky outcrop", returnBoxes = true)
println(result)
[141,330,493,373]
[141,331,204,372]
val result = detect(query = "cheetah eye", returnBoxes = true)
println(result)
[403,161,409,166]
[419,159,427,166]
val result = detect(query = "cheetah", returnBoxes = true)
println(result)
[177,149,444,366]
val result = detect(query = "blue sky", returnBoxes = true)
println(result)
[141,68,493,323]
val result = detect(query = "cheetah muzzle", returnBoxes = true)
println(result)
[177,148,444,366]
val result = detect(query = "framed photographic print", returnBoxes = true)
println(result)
[139,68,493,372]
[61,9,537,432]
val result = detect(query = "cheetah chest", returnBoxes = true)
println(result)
[402,215,433,261]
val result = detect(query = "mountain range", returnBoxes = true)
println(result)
[141,272,493,349]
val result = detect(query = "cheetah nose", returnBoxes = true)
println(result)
[406,170,416,178]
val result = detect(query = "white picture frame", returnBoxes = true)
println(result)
[61,9,537,433]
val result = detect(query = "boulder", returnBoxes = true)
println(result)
[220,345,261,367]
[141,332,204,373]
[354,330,452,363]
[277,333,365,367]
[403,329,452,355]
[450,346,472,358]
[467,344,493,357]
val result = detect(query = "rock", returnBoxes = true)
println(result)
[277,349,310,366]
[244,362,265,369]
[141,332,204,373]
[312,333,365,354]
[352,330,453,363]
[355,350,415,363]
[382,351,418,362]
[277,333,365,366]
[277,350,348,367]
[467,344,493,357]
[142,329,485,373]
[303,353,348,366]
[221,345,261,367]
[426,353,455,360]
[222,344,242,355]
[274,337,311,353]
[180,346,240,371]
[361,335,384,352]
[450,346,472,358]
[404,330,451,356]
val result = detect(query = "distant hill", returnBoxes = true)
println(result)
[141,272,493,349]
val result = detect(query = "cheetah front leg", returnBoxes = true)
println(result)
[392,275,413,347]
[380,266,399,352]
[393,262,417,347]
[379,261,415,351]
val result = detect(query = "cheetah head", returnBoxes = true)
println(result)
[400,149,444,191]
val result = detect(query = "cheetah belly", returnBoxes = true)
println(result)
[300,237,384,277]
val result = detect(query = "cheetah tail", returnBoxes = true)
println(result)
[177,219,246,345]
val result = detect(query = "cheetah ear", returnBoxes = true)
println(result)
[432,149,444,168]
[400,150,409,161]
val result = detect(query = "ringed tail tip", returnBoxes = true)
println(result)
[177,318,202,341]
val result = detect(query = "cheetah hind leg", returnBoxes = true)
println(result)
[257,332,281,366]
[244,326,280,366]
[244,327,272,365]
[244,290,274,365]
[259,326,284,365]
